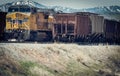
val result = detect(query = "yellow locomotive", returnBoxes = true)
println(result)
[5,5,54,41]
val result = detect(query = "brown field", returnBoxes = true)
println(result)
[0,43,120,76]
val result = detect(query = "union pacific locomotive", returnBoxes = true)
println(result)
[4,5,54,41]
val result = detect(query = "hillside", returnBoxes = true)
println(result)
[0,43,120,76]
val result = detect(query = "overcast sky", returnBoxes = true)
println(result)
[0,0,120,9]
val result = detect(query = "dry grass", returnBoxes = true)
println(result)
[0,43,120,76]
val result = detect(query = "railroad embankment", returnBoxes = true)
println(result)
[0,43,120,76]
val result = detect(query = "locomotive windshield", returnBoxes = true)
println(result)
[19,7,30,12]
[8,5,31,12]
[8,7,19,12]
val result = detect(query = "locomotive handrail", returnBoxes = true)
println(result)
[23,22,30,30]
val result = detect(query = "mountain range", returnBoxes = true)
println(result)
[0,0,120,21]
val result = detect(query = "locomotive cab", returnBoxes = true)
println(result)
[5,5,37,41]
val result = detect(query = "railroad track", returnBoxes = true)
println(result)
[0,40,119,45]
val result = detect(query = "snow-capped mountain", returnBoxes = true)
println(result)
[50,5,120,13]
[81,6,120,14]
[12,0,47,8]
[80,6,120,20]
[0,0,47,12]
[51,5,120,20]
[50,5,120,20]
[51,6,78,13]
[0,0,120,20]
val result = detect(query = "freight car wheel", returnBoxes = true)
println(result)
[68,36,74,42]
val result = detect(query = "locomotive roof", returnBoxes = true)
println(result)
[8,5,36,9]
[8,5,37,13]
